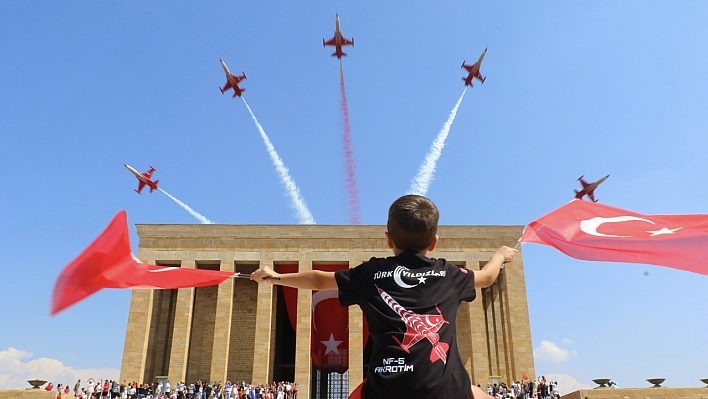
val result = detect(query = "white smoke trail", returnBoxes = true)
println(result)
[159,188,215,224]
[408,87,468,196]
[241,97,316,224]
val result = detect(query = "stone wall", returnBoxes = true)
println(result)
[563,387,708,399]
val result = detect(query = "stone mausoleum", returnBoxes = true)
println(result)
[119,224,534,398]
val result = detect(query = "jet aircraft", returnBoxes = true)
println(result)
[323,14,354,59]
[461,48,487,87]
[125,164,159,194]
[378,287,450,364]
[574,174,610,202]
[219,58,247,98]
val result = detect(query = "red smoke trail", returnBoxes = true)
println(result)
[340,61,361,224]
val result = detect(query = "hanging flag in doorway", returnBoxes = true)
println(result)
[281,264,369,372]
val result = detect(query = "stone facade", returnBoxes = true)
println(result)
[120,224,534,397]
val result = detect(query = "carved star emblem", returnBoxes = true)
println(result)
[321,333,343,356]
[647,227,682,236]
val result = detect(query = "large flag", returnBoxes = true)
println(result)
[51,210,235,315]
[520,199,708,275]
[280,264,352,372]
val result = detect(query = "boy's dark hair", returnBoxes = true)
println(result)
[387,195,439,251]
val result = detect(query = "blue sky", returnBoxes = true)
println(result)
[2,1,707,393]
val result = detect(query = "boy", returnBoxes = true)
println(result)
[251,195,517,399]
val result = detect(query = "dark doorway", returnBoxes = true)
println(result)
[273,285,296,382]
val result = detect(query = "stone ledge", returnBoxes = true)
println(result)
[0,391,65,399]
[136,224,524,240]
[562,387,708,399]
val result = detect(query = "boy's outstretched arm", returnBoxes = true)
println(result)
[474,245,517,288]
[251,265,338,291]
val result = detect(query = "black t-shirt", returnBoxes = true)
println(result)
[335,250,476,399]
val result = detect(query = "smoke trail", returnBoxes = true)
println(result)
[408,87,468,196]
[339,61,361,224]
[159,188,215,224]
[241,97,316,224]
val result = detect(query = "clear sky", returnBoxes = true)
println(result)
[2,1,707,394]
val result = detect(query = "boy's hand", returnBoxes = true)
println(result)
[494,245,518,263]
[251,265,279,283]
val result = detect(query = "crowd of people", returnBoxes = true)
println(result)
[483,376,560,399]
[43,376,564,399]
[44,379,298,399]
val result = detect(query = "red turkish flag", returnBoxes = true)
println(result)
[51,210,235,315]
[310,264,350,371]
[521,200,708,275]
[280,264,351,372]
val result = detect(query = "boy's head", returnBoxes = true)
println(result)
[387,194,439,251]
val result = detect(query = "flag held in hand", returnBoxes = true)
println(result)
[520,200,708,275]
[51,210,234,315]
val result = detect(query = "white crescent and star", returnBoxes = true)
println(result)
[393,266,419,288]
[647,227,682,236]
[321,333,343,356]
[579,216,682,238]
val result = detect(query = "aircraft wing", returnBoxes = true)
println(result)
[340,37,353,46]
[323,37,337,46]
[579,178,589,188]
[462,64,477,73]
[398,330,425,350]
[143,169,153,179]
[588,191,596,202]
[137,180,146,193]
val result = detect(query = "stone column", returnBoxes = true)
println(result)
[252,260,275,384]
[294,260,312,398]
[347,259,364,395]
[210,258,235,383]
[168,259,195,383]
[120,288,154,383]
[501,252,535,381]
[469,260,491,386]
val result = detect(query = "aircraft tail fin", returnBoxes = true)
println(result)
[429,341,449,364]
[150,181,159,193]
